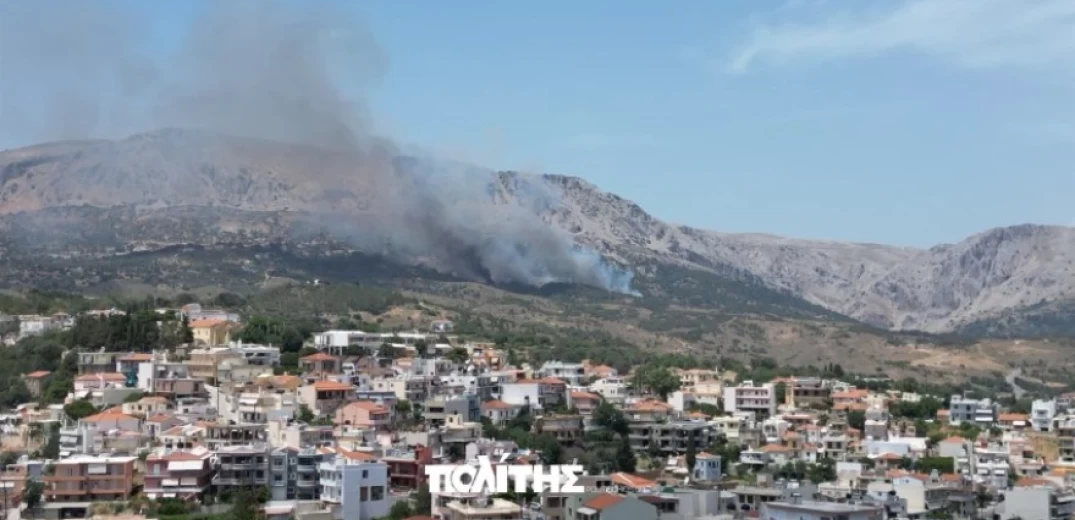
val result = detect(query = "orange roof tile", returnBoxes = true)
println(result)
[876,452,904,461]
[24,370,50,378]
[999,412,1029,422]
[540,377,567,386]
[481,399,517,410]
[583,493,624,510]
[119,353,154,362]
[83,410,137,422]
[1015,477,1055,488]
[832,389,869,399]
[342,401,388,414]
[74,373,126,382]
[301,352,339,362]
[147,413,175,423]
[611,472,658,490]
[312,381,353,392]
[628,400,673,412]
[761,444,790,453]
[339,449,378,461]
[570,391,602,401]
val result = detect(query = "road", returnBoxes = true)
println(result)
[1006,368,1027,399]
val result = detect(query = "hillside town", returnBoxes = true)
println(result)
[0,308,1071,520]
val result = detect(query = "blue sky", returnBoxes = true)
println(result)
[358,1,1075,246]
[6,0,1074,247]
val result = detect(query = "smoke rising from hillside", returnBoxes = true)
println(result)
[0,0,639,294]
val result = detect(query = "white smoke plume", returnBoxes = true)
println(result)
[0,0,639,294]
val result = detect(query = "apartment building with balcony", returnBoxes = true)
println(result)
[569,391,603,417]
[442,495,524,520]
[383,445,433,491]
[202,423,268,451]
[481,399,524,426]
[299,380,356,417]
[784,378,830,410]
[499,378,565,411]
[534,414,585,447]
[232,344,280,366]
[335,401,392,431]
[724,381,777,418]
[154,376,207,400]
[268,422,335,450]
[294,448,324,501]
[78,351,122,375]
[536,361,587,386]
[973,447,1011,488]
[425,394,481,426]
[319,453,389,520]
[948,395,998,426]
[212,444,270,495]
[367,374,431,403]
[628,421,715,456]
[45,455,136,503]
[144,450,213,499]
[588,377,629,406]
[1002,481,1075,520]
[187,347,242,385]
[1032,399,1057,432]
[300,352,341,376]
[229,390,298,425]
[269,446,298,501]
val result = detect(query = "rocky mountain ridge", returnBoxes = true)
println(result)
[1,129,1072,333]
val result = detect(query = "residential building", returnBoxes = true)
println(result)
[565,492,658,520]
[425,394,481,426]
[213,444,270,494]
[536,361,587,386]
[144,450,214,499]
[693,452,722,482]
[481,399,523,426]
[299,381,356,417]
[78,351,122,375]
[269,446,299,501]
[786,378,830,410]
[724,381,777,418]
[948,395,998,426]
[998,412,1029,432]
[569,391,603,417]
[864,406,889,441]
[232,344,281,366]
[301,352,341,375]
[500,378,565,411]
[534,414,585,446]
[22,371,50,398]
[1032,399,1057,432]
[627,421,715,456]
[383,445,433,491]
[1002,481,1075,520]
[441,496,524,520]
[45,455,136,503]
[319,453,389,520]
[190,319,239,346]
[761,500,884,520]
[73,372,127,392]
[294,448,324,501]
[187,348,242,385]
[335,401,392,431]
[588,377,629,405]
[202,423,269,450]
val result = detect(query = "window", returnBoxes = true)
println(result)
[360,486,369,502]
[371,486,384,501]
[362,470,368,478]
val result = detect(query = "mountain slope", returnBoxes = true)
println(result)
[0,130,1072,333]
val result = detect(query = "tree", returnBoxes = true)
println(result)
[229,488,259,520]
[446,444,465,461]
[181,315,194,344]
[43,423,60,459]
[641,366,682,399]
[377,343,398,359]
[0,451,17,466]
[532,434,562,465]
[593,402,628,436]
[64,400,97,421]
[24,480,44,517]
[412,486,432,515]
[384,500,414,520]
[847,410,866,431]
[685,430,697,474]
[774,382,788,405]
[414,339,429,358]
[298,404,317,424]
[615,437,636,473]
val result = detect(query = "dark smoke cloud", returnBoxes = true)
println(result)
[0,0,639,294]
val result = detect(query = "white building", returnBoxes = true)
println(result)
[1002,483,1075,520]
[231,344,281,366]
[536,361,587,386]
[762,500,883,520]
[973,446,1011,488]
[319,455,389,520]
[948,395,998,426]
[1032,399,1057,432]
[588,377,629,405]
[314,330,431,355]
[724,381,776,418]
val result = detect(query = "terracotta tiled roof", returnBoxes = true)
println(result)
[832,389,869,400]
[876,452,903,461]
[570,391,602,401]
[339,448,378,461]
[83,410,137,423]
[139,396,170,404]
[74,373,126,382]
[999,412,1029,422]
[481,399,516,410]
[311,381,353,392]
[147,414,174,423]
[761,444,790,453]
[610,472,658,490]
[582,493,624,510]
[1015,477,1056,488]
[540,377,567,386]
[119,353,154,362]
[24,371,50,378]
[628,400,672,412]
[343,401,388,414]
[301,352,339,362]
